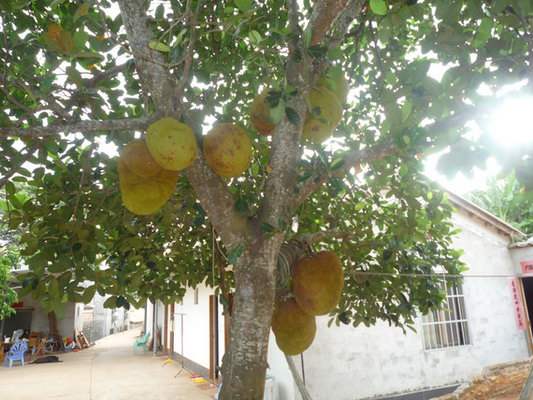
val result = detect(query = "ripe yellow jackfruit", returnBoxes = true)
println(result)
[121,139,162,178]
[203,123,252,177]
[318,69,348,105]
[250,91,276,135]
[146,118,197,171]
[292,251,344,316]
[271,298,316,355]
[118,159,179,216]
[302,87,343,144]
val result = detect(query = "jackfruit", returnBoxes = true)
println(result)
[302,87,343,144]
[203,123,252,177]
[118,159,179,215]
[250,91,276,135]
[121,139,161,178]
[318,69,348,105]
[292,251,344,316]
[146,117,197,171]
[271,298,316,355]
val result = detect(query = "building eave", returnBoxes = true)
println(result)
[445,190,525,239]
[509,237,533,249]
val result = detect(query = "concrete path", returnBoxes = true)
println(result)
[0,329,216,400]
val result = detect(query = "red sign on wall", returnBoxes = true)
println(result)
[521,260,533,276]
[511,278,527,331]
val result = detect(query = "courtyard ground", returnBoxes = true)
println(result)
[436,359,531,400]
[0,328,216,400]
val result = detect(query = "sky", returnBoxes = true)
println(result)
[423,87,533,195]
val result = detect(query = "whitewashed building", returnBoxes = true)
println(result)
[145,193,533,400]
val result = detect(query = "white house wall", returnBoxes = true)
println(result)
[173,284,226,374]
[276,210,530,400]
[19,295,78,338]
[510,245,533,274]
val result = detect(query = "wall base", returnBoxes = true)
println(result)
[172,352,210,379]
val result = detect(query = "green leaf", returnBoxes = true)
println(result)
[248,30,262,46]
[473,18,492,48]
[285,107,300,125]
[82,285,96,304]
[227,244,245,265]
[73,3,90,23]
[104,296,117,308]
[149,40,171,53]
[370,0,388,15]
[234,0,252,12]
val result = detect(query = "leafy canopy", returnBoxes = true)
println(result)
[0,0,531,331]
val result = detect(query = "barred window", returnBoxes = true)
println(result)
[421,281,470,350]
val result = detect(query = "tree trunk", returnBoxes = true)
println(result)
[48,311,58,335]
[219,236,283,399]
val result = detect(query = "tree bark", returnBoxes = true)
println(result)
[219,235,284,399]
[48,311,58,335]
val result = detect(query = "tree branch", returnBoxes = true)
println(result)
[293,141,395,209]
[118,0,247,248]
[328,0,367,49]
[84,61,133,89]
[259,0,307,228]
[293,103,479,210]
[308,0,351,46]
[117,0,178,115]
[176,0,202,100]
[0,116,153,138]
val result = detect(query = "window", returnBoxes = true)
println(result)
[421,281,470,350]
[194,287,199,305]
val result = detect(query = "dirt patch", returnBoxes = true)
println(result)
[435,359,531,400]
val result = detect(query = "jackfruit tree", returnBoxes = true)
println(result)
[0,0,532,398]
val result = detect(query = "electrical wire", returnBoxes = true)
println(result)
[351,271,521,279]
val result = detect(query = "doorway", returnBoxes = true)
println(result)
[521,277,533,350]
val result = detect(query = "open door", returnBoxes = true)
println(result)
[521,278,533,353]
[209,295,219,381]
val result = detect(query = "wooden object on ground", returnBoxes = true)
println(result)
[76,332,90,349]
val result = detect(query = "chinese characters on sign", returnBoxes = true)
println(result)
[511,278,527,331]
[521,260,533,276]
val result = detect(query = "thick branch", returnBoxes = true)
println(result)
[260,0,307,228]
[0,116,152,138]
[84,61,133,89]
[185,158,248,249]
[293,141,395,209]
[308,0,350,45]
[327,0,367,49]
[176,0,202,99]
[117,0,178,114]
[118,0,246,248]
[293,102,479,210]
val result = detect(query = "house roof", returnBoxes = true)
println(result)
[445,190,525,239]
[509,237,533,249]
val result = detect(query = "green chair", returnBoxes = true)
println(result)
[133,332,150,352]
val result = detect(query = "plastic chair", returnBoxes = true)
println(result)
[133,332,150,352]
[6,340,28,368]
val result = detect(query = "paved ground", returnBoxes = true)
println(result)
[0,329,216,400]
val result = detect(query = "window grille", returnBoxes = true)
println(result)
[421,281,470,350]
